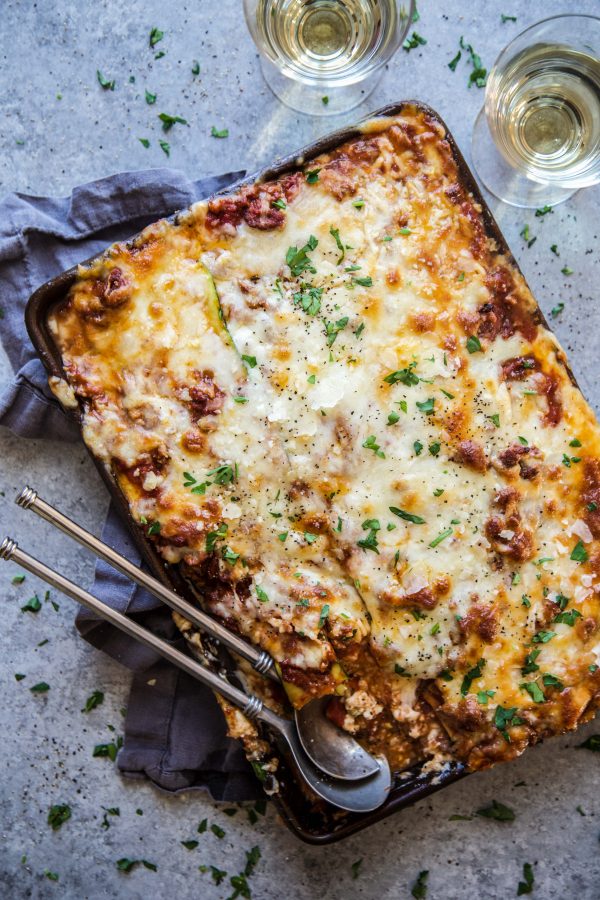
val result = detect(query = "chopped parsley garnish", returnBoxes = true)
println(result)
[97,70,115,91]
[569,438,582,447]
[234,396,248,404]
[410,869,429,899]
[271,198,286,210]
[489,413,500,427]
[329,226,345,264]
[352,199,365,208]
[416,397,435,415]
[48,804,71,830]
[205,463,237,485]
[255,585,269,603]
[518,435,528,445]
[30,682,50,693]
[319,604,330,628]
[304,532,318,544]
[389,507,425,525]
[399,226,412,236]
[197,818,207,833]
[403,32,427,52]
[159,140,170,156]
[384,362,420,386]
[206,522,228,553]
[517,862,534,895]
[158,113,188,131]
[293,285,322,315]
[475,799,515,821]
[429,527,453,548]
[211,126,229,138]
[305,168,321,184]
[460,658,485,695]
[12,574,25,584]
[93,736,123,760]
[493,704,523,741]
[477,690,496,705]
[325,316,349,347]
[520,680,545,703]
[357,519,381,553]
[286,235,318,276]
[440,389,454,399]
[542,673,564,690]
[570,540,588,563]
[550,302,564,318]
[181,840,199,850]
[395,664,410,677]
[561,265,573,276]
[535,204,552,216]
[82,690,104,712]
[501,14,517,22]
[466,335,482,353]
[145,90,157,104]
[433,488,444,497]
[554,608,581,626]
[362,435,385,458]
[520,223,536,247]
[414,440,423,456]
[149,27,164,47]
[210,823,226,839]
[522,649,541,675]
[183,471,207,494]
[532,630,556,643]
[387,410,400,426]
[222,547,240,565]
[242,354,257,368]
[352,276,373,287]
[307,374,316,384]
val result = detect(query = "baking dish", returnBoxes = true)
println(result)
[26,99,584,843]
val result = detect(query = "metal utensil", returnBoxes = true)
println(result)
[15,486,380,782]
[1,536,391,812]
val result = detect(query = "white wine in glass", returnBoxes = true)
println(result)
[244,0,415,116]
[472,15,600,208]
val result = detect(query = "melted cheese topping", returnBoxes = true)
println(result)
[49,106,600,773]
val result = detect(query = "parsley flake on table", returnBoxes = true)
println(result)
[501,13,517,22]
[550,302,564,318]
[403,32,427,52]
[21,594,41,613]
[351,858,363,879]
[535,204,553,216]
[48,804,71,830]
[158,113,188,131]
[475,799,515,821]
[517,862,534,895]
[97,70,115,91]
[138,138,150,148]
[561,265,573,275]
[159,140,170,156]
[192,60,200,76]
[211,126,229,138]
[82,690,104,712]
[145,90,156,104]
[149,27,164,47]
[448,50,462,71]
[578,734,600,751]
[12,574,25,584]
[30,681,50,693]
[411,869,429,899]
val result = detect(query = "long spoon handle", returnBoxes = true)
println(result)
[15,486,277,680]
[0,536,283,731]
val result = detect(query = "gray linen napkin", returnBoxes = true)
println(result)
[0,168,263,801]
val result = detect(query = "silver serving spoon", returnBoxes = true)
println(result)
[0,536,391,812]
[15,487,381,782]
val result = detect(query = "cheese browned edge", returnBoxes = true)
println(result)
[48,104,600,778]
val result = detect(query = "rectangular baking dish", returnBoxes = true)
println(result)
[25,99,545,843]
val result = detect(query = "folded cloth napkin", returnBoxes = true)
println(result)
[0,168,263,801]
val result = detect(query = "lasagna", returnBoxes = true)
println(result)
[48,104,600,778]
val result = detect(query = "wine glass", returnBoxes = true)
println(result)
[244,0,416,116]
[471,14,600,208]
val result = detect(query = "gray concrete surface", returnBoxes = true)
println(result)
[1,1,600,897]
